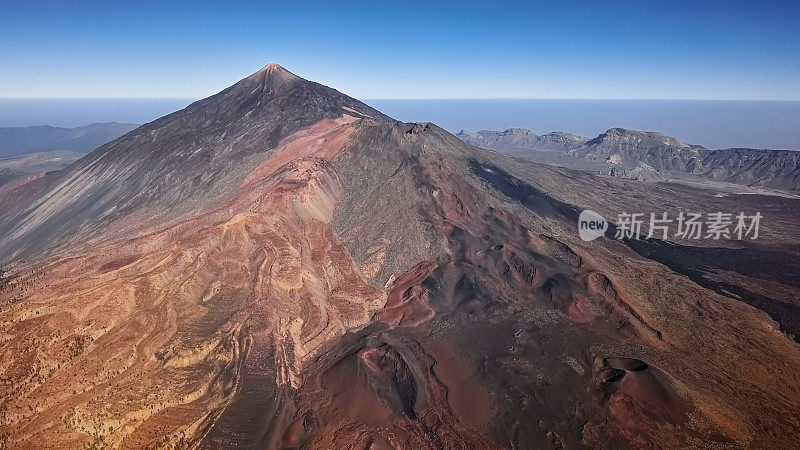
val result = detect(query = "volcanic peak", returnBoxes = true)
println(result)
[245,62,301,95]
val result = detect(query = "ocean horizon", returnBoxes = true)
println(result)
[1,98,799,150]
[366,99,800,150]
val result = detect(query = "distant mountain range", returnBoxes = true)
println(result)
[0,122,139,158]
[458,128,800,192]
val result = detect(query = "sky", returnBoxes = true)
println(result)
[1,0,799,100]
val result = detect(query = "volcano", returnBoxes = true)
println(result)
[1,64,799,448]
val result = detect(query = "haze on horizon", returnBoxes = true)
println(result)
[1,0,799,101]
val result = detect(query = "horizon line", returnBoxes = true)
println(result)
[1,97,800,102]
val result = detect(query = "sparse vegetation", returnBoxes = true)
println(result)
[68,335,89,359]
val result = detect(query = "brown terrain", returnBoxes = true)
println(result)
[1,63,799,449]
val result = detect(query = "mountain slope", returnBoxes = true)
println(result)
[703,147,800,188]
[577,128,706,173]
[1,64,799,449]
[0,122,138,157]
[458,127,587,152]
[0,63,391,261]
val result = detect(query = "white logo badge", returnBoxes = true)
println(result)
[578,210,608,241]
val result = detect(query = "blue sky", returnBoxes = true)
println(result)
[1,0,799,100]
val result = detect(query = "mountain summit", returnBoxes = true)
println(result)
[247,62,300,94]
[1,64,799,448]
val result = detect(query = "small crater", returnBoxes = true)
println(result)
[604,368,626,383]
